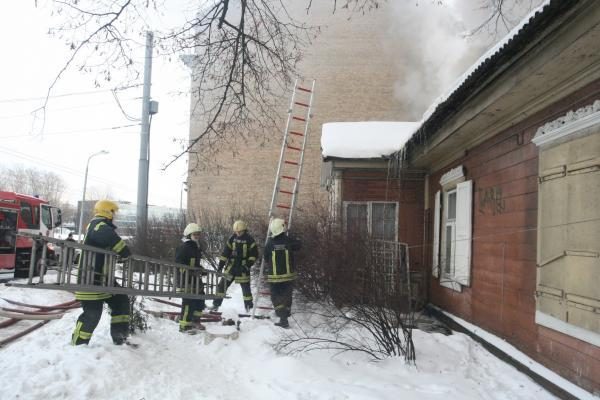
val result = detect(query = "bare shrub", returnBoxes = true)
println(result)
[280,202,416,362]
[129,213,186,260]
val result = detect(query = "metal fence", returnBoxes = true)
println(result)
[369,240,424,309]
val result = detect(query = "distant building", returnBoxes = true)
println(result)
[76,200,179,236]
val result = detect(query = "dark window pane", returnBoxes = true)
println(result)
[445,225,453,273]
[372,203,396,240]
[41,206,52,229]
[19,202,36,228]
[447,192,457,220]
[346,204,368,236]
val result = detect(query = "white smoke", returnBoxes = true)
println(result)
[388,0,544,120]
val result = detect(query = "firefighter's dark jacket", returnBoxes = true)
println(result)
[176,239,204,268]
[263,233,301,283]
[218,232,258,277]
[175,238,207,290]
[75,217,131,301]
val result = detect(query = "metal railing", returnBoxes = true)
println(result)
[9,232,223,300]
[369,240,424,309]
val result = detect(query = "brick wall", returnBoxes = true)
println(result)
[342,169,425,273]
[187,2,411,220]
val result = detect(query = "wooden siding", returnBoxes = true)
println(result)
[428,80,600,394]
[341,170,425,273]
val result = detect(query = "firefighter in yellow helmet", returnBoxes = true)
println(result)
[71,200,132,346]
[263,218,301,328]
[175,223,208,334]
[211,220,258,312]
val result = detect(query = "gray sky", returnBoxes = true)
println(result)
[0,2,192,209]
[0,1,541,210]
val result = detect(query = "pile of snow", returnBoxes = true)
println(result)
[321,122,419,159]
[0,273,564,400]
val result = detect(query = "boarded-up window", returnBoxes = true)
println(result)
[533,103,600,345]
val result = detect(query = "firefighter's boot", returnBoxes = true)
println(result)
[274,316,289,329]
[180,327,201,335]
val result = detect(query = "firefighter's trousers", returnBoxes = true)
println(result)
[270,280,294,319]
[180,298,206,331]
[213,276,253,309]
[71,294,130,345]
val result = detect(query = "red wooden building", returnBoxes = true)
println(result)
[322,0,599,396]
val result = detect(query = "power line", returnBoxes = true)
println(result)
[0,97,141,120]
[0,84,142,104]
[0,123,140,140]
[0,145,133,192]
[112,90,140,122]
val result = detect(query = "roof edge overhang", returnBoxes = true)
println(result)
[399,0,596,170]
[324,156,391,170]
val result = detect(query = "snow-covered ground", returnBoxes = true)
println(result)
[0,274,566,400]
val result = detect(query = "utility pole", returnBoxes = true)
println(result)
[137,31,158,252]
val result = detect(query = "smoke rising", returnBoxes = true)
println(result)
[388,0,544,120]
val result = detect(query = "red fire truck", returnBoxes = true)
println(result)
[0,191,62,281]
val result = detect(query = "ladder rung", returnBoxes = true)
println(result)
[292,116,306,122]
[287,145,301,151]
[257,306,274,310]
[276,204,291,209]
[284,160,299,166]
[279,190,293,195]
[281,175,296,180]
[289,131,304,136]
[294,101,310,107]
[297,86,312,93]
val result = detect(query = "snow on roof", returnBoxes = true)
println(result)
[322,1,555,161]
[321,121,419,159]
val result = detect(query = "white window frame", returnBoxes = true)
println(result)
[442,189,457,277]
[343,201,399,242]
[433,166,473,292]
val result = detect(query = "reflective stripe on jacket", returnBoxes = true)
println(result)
[218,232,258,283]
[75,217,131,301]
[263,234,301,283]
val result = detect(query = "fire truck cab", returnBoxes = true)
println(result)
[0,191,62,281]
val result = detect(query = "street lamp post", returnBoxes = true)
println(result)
[180,181,188,214]
[77,150,109,242]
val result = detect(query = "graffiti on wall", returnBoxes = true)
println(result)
[478,186,506,215]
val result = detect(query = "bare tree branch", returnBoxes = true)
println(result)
[40,0,530,169]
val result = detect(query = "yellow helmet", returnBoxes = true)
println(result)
[232,220,247,232]
[183,223,202,237]
[94,199,119,219]
[269,218,286,237]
